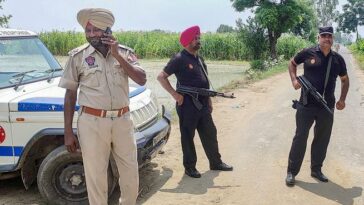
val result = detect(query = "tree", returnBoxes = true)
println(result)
[216,24,235,33]
[313,0,339,26]
[336,0,364,42]
[236,17,268,60]
[334,31,343,43]
[341,33,353,45]
[231,0,309,59]
[0,0,11,28]
[291,0,317,42]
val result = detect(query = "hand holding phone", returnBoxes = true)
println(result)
[102,27,113,46]
[104,27,112,36]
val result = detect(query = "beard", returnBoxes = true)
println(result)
[192,42,201,51]
[86,36,104,48]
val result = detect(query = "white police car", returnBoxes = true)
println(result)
[0,29,171,204]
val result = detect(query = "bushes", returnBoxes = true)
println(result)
[350,39,364,70]
[249,55,285,71]
[277,34,313,59]
[250,60,265,70]
[349,39,364,54]
[236,17,268,60]
[355,39,364,53]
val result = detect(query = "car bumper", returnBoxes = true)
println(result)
[134,105,171,167]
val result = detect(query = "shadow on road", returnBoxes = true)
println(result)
[137,163,173,202]
[109,162,173,204]
[159,170,237,195]
[296,180,363,205]
[0,176,45,204]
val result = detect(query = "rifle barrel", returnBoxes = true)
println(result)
[296,76,333,115]
[177,85,235,99]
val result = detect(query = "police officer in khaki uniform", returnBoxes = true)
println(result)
[59,8,146,205]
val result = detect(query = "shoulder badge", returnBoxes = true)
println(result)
[68,43,90,57]
[119,44,139,63]
[310,58,316,64]
[118,44,134,53]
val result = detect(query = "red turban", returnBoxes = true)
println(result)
[179,25,200,47]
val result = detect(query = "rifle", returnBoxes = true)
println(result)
[176,85,235,110]
[296,75,333,115]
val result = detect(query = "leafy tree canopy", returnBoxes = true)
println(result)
[236,17,268,59]
[231,0,312,59]
[291,0,317,42]
[216,24,235,33]
[336,0,364,41]
[0,0,11,28]
[314,0,339,26]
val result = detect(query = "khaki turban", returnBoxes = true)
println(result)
[77,8,115,30]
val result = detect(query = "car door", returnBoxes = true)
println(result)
[0,101,15,169]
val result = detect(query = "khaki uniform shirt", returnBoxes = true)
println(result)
[59,43,142,110]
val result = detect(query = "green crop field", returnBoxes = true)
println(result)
[41,31,248,60]
[56,56,249,111]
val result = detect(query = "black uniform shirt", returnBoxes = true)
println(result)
[164,49,209,105]
[294,45,347,108]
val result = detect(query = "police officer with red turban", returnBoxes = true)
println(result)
[157,25,233,178]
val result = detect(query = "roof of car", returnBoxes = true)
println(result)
[0,28,37,37]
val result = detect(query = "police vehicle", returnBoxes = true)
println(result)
[0,29,171,204]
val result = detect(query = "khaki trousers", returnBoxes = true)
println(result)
[77,112,139,205]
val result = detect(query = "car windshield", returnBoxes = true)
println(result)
[0,36,62,88]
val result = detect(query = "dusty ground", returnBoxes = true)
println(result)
[1,46,363,205]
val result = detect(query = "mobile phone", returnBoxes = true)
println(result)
[104,27,112,35]
[102,27,112,45]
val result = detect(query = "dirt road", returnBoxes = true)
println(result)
[1,47,363,205]
[137,46,364,205]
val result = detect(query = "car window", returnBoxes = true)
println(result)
[0,37,62,88]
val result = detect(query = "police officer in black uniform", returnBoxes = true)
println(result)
[285,26,350,186]
[157,25,233,178]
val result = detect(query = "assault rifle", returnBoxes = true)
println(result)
[297,75,333,115]
[176,85,235,110]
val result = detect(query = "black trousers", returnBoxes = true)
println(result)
[176,97,222,169]
[287,103,334,176]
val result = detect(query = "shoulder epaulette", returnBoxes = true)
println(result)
[118,44,134,53]
[68,43,90,56]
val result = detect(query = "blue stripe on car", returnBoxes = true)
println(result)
[0,146,23,156]
[17,86,146,112]
[18,97,78,111]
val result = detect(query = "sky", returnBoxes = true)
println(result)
[2,0,363,37]
[2,0,250,33]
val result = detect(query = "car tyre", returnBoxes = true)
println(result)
[37,146,117,205]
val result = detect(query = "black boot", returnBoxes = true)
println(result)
[210,162,233,171]
[185,168,201,178]
[285,172,295,186]
[311,171,328,182]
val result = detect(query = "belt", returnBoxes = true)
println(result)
[82,106,129,118]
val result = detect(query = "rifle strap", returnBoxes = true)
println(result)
[198,57,215,91]
[302,88,308,105]
[323,55,332,97]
